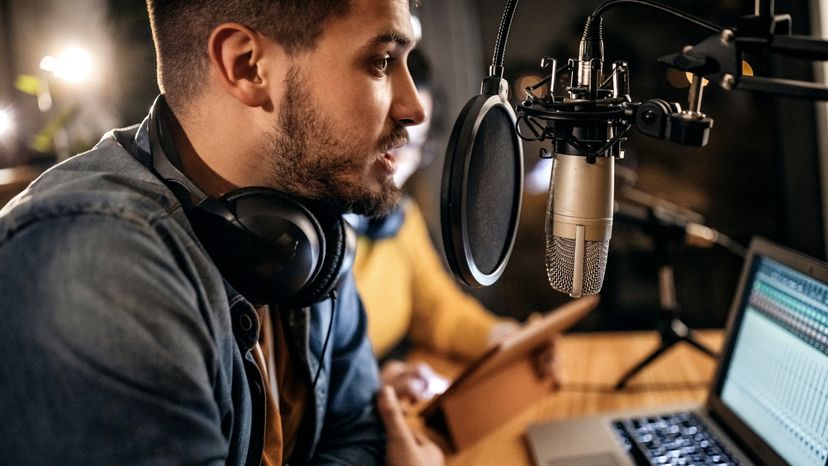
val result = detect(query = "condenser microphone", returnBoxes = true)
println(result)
[442,0,725,295]
[542,15,617,298]
[441,2,624,295]
[545,153,614,298]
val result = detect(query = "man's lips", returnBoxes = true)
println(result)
[378,152,397,174]
[377,132,407,176]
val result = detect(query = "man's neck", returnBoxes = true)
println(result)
[167,110,238,198]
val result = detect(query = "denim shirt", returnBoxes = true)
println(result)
[0,116,385,465]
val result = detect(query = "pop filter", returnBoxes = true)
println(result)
[441,76,524,287]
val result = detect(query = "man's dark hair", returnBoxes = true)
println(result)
[145,0,351,112]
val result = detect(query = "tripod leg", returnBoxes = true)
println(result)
[614,338,678,390]
[681,328,718,359]
[613,235,722,390]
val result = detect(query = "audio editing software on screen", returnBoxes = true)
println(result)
[722,257,828,466]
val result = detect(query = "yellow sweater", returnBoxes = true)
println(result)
[353,201,502,360]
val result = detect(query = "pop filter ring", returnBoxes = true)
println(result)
[441,89,524,287]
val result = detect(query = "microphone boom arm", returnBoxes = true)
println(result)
[659,5,828,101]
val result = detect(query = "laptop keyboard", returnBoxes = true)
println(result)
[612,412,740,465]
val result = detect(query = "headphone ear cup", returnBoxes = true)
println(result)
[289,204,356,306]
[190,187,354,307]
[190,188,326,306]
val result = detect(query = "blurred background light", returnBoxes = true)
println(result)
[411,14,423,43]
[0,108,14,140]
[39,47,93,84]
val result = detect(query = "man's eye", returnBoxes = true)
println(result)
[373,56,396,75]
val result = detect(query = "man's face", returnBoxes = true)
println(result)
[261,0,425,217]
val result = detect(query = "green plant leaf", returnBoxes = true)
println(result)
[15,75,42,96]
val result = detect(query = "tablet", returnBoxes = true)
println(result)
[418,295,599,449]
[420,294,598,415]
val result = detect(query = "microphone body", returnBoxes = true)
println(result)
[542,15,619,298]
[546,153,614,298]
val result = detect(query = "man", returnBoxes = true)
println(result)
[0,0,441,464]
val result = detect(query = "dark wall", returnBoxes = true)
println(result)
[105,0,157,125]
[771,0,824,260]
[0,0,11,100]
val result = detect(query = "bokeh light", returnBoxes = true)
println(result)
[40,47,93,84]
[0,108,14,140]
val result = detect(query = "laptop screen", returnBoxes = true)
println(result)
[719,254,828,466]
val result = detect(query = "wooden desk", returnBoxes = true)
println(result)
[409,330,724,466]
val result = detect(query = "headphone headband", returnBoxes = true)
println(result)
[147,97,209,207]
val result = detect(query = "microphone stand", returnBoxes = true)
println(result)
[613,206,718,391]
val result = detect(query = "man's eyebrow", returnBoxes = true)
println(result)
[367,30,412,48]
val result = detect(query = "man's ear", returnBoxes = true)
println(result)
[207,23,276,108]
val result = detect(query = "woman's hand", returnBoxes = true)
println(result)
[380,360,450,404]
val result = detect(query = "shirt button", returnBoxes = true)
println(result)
[239,313,254,332]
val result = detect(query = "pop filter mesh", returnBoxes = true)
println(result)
[466,106,518,275]
[545,235,608,296]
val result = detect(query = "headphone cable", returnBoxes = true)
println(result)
[311,290,337,391]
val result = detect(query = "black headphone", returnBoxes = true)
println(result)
[147,95,355,307]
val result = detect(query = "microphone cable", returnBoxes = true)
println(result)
[588,0,723,34]
[492,0,723,84]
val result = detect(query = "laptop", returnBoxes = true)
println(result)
[526,237,828,466]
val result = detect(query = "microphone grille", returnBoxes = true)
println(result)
[545,235,608,297]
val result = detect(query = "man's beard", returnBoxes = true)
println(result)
[262,66,406,217]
